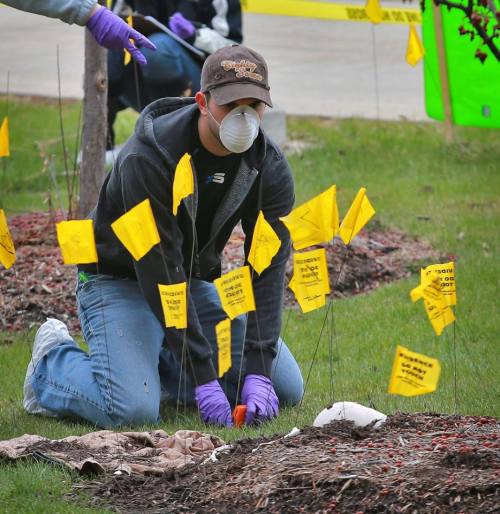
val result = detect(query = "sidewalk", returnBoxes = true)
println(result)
[0,4,428,120]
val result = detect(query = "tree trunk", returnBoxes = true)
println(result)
[78,27,107,218]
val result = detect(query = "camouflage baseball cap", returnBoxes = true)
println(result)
[201,45,273,107]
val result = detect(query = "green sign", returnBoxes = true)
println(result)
[423,3,500,128]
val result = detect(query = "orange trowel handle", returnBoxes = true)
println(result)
[233,405,247,427]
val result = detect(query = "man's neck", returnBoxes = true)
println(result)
[197,116,231,157]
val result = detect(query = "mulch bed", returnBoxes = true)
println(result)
[72,412,499,513]
[1,211,441,333]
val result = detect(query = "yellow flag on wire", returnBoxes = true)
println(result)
[158,282,187,329]
[0,208,16,269]
[411,270,455,336]
[214,265,256,319]
[388,345,441,396]
[421,261,456,306]
[124,15,133,65]
[424,299,455,336]
[289,248,330,313]
[56,219,98,265]
[280,185,339,250]
[111,198,161,260]
[216,318,232,377]
[406,23,425,67]
[338,187,375,245]
[172,153,194,215]
[248,210,281,275]
[289,274,326,313]
[0,116,10,158]
[410,270,445,305]
[365,0,383,24]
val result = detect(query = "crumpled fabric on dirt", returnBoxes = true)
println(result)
[0,429,225,475]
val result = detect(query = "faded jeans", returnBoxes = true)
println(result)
[31,274,304,427]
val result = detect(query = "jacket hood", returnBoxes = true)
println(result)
[134,97,198,169]
[134,96,271,171]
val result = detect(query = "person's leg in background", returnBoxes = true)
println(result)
[139,32,202,100]
[107,49,127,151]
[159,280,304,409]
[26,274,166,427]
[106,32,201,158]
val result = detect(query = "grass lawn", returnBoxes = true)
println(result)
[0,96,499,512]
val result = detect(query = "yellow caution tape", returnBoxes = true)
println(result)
[242,0,421,25]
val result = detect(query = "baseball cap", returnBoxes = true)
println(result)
[201,45,273,107]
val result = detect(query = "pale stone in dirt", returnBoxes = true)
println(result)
[313,401,387,428]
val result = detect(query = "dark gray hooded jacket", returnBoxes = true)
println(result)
[81,97,295,385]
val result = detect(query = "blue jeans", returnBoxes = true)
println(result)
[31,274,303,428]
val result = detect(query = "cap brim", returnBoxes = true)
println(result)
[210,82,273,108]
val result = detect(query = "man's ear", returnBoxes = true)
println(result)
[195,91,208,115]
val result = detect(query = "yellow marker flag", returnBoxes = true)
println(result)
[406,23,425,67]
[280,185,339,250]
[216,318,232,378]
[0,116,10,158]
[338,187,375,245]
[289,248,330,313]
[214,265,256,319]
[111,198,161,260]
[421,262,456,306]
[158,282,187,329]
[172,153,194,215]
[56,219,98,265]
[289,274,326,313]
[124,15,133,65]
[410,270,455,336]
[248,210,281,275]
[0,208,16,269]
[388,345,441,396]
[424,299,455,336]
[365,0,383,24]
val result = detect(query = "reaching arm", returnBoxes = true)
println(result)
[3,0,156,64]
[2,0,97,26]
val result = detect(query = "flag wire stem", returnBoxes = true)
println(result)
[235,179,265,417]
[453,319,457,414]
[293,301,331,427]
[0,72,10,209]
[69,103,83,217]
[371,23,380,120]
[133,60,142,115]
[48,156,65,214]
[326,241,335,406]
[173,184,198,423]
[56,46,71,220]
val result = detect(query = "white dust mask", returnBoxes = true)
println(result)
[208,104,261,154]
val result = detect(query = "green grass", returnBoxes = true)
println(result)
[1,97,499,512]
[0,95,138,213]
[0,461,108,514]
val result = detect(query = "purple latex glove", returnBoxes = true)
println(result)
[169,12,196,40]
[241,374,279,425]
[195,380,233,427]
[86,7,156,66]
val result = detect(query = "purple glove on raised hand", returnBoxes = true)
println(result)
[169,12,196,40]
[195,380,233,427]
[86,7,156,66]
[241,374,279,425]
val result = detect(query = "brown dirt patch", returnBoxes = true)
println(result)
[1,212,441,332]
[71,412,499,513]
